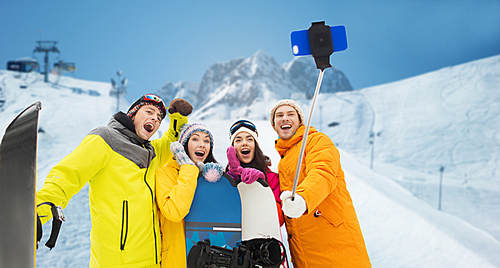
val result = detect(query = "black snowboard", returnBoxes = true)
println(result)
[0,101,41,267]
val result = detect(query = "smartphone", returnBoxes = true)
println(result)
[290,25,348,56]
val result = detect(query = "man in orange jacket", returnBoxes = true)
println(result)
[270,99,371,268]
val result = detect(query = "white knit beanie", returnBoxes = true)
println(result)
[270,99,305,127]
[230,126,259,145]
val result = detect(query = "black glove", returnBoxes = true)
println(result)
[168,98,193,116]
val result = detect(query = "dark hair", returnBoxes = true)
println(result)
[183,136,218,164]
[241,140,267,172]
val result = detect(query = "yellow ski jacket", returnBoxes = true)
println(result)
[155,159,199,268]
[36,112,187,268]
[275,125,371,268]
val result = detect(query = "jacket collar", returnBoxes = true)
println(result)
[110,112,150,146]
[275,125,317,157]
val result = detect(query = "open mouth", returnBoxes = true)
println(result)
[241,148,251,155]
[195,151,205,157]
[144,122,155,133]
[281,124,292,130]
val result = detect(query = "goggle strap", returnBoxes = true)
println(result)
[230,120,258,136]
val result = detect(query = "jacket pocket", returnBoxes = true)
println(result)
[120,200,129,250]
[316,198,344,227]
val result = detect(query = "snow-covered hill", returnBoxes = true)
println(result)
[1,53,499,267]
[317,54,500,242]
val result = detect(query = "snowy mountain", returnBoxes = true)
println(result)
[156,50,353,120]
[1,53,499,267]
[155,80,200,109]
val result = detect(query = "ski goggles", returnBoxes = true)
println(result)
[229,120,258,136]
[143,94,164,104]
[132,94,166,119]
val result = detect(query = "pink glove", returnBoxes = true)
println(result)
[227,146,243,176]
[226,146,264,184]
[241,167,264,184]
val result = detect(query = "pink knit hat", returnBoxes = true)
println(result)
[270,99,305,127]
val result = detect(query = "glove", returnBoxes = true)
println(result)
[241,167,264,184]
[227,146,263,184]
[226,146,243,176]
[197,162,223,182]
[280,191,307,218]
[170,141,194,166]
[168,98,193,116]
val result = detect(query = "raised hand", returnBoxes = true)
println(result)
[170,141,194,166]
[226,146,243,176]
[226,146,264,184]
[168,98,193,116]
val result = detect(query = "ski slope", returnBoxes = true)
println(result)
[0,54,499,267]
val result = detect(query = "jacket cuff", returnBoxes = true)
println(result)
[167,113,188,140]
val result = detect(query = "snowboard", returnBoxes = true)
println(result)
[238,178,282,241]
[185,172,242,253]
[238,178,287,267]
[186,173,287,267]
[0,101,42,268]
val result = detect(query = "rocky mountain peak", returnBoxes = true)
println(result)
[156,50,353,119]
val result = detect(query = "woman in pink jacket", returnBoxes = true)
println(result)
[226,119,284,226]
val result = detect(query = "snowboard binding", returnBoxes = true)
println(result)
[36,202,66,250]
[188,238,286,268]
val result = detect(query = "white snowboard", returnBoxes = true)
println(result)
[237,179,282,241]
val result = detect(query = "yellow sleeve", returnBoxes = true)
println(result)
[151,112,188,167]
[155,159,199,222]
[36,135,111,224]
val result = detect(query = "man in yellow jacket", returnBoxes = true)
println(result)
[270,99,371,268]
[36,94,192,268]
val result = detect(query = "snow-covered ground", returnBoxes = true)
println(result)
[1,53,499,267]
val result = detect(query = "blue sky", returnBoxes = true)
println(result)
[1,0,499,103]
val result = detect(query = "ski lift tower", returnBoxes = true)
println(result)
[110,71,127,113]
[33,41,60,83]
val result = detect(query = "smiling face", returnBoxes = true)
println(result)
[233,131,256,164]
[187,131,211,163]
[273,105,301,140]
[131,105,162,140]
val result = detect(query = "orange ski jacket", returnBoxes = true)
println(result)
[275,125,371,268]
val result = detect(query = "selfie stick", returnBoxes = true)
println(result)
[291,69,325,201]
[290,21,341,201]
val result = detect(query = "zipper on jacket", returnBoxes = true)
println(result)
[120,200,129,250]
[143,149,158,264]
